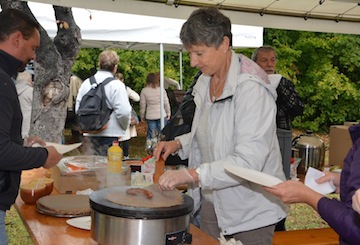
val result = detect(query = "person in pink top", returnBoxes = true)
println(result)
[140,72,171,140]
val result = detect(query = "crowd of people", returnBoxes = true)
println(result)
[1,5,360,245]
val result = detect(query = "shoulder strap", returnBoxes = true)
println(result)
[98,77,116,111]
[89,76,115,87]
[89,76,96,85]
[100,77,115,87]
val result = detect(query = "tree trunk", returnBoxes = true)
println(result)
[0,0,81,143]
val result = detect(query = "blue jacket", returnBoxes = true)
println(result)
[318,124,360,244]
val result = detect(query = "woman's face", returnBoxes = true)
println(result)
[186,37,229,76]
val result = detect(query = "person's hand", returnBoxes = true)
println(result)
[315,171,340,193]
[264,180,310,204]
[153,140,178,161]
[264,180,324,210]
[352,189,360,214]
[23,136,46,147]
[43,146,63,169]
[158,168,194,191]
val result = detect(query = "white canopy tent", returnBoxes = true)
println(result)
[28,2,263,51]
[24,0,360,35]
[27,1,263,128]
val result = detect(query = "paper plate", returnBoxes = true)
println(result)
[66,216,91,230]
[33,142,82,154]
[225,165,283,187]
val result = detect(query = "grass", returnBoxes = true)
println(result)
[6,206,33,245]
[6,125,334,244]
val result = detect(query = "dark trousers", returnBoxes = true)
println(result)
[275,218,286,231]
[82,136,118,156]
[121,139,130,157]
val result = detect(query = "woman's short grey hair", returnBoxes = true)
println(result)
[180,7,232,49]
[98,50,119,72]
[251,45,277,62]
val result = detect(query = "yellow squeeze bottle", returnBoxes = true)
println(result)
[107,141,123,173]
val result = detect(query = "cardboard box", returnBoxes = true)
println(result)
[50,166,107,194]
[344,121,359,127]
[329,125,352,167]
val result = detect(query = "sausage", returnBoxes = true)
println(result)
[126,188,153,199]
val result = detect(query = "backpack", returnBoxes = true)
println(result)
[160,71,201,166]
[77,76,115,133]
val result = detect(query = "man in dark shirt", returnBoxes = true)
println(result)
[0,9,62,244]
[252,45,304,130]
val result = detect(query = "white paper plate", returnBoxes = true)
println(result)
[66,216,91,230]
[225,165,283,187]
[33,142,82,154]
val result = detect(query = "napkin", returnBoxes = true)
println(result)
[76,188,93,195]
[304,167,336,195]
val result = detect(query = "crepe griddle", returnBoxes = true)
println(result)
[89,185,194,219]
[106,184,183,208]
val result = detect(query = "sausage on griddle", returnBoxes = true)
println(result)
[125,188,153,199]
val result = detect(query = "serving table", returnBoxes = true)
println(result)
[16,168,339,245]
[15,168,218,245]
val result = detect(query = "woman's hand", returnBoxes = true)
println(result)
[264,180,309,204]
[264,180,323,210]
[153,140,179,161]
[158,168,194,191]
[315,171,341,193]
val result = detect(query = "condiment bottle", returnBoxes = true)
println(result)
[107,141,123,187]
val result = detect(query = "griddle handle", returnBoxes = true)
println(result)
[183,232,192,244]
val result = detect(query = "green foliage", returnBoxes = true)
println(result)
[72,49,197,95]
[72,30,360,133]
[264,29,360,132]
[71,48,102,79]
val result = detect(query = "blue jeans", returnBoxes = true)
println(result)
[0,210,8,245]
[146,118,167,140]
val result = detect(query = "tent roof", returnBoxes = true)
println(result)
[27,2,263,51]
[24,0,360,35]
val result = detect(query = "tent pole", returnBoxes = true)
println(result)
[160,43,165,130]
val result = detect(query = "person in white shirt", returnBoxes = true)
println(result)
[75,50,132,156]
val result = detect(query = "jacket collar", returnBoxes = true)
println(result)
[0,50,23,77]
[193,50,277,104]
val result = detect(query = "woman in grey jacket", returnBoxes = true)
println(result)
[154,8,287,244]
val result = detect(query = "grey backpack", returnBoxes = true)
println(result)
[77,76,115,133]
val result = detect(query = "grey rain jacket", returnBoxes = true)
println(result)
[177,51,288,235]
